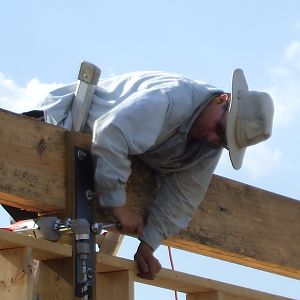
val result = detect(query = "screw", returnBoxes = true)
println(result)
[77,149,87,160]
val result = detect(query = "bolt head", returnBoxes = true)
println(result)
[86,189,96,201]
[87,268,93,279]
[77,150,87,160]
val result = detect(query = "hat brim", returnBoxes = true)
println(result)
[226,69,248,170]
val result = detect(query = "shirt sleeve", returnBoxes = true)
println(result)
[92,88,170,207]
[139,148,222,251]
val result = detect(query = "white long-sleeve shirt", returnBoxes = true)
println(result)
[41,71,224,250]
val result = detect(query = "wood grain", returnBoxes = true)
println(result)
[0,247,33,300]
[0,109,66,212]
[0,229,71,260]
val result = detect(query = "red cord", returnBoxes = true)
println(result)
[168,246,179,300]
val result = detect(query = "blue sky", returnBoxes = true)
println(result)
[0,1,300,299]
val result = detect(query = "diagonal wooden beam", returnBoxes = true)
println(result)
[0,109,300,279]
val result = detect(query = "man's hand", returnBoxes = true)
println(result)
[109,205,143,235]
[134,241,162,280]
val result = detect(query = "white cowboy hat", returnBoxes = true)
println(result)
[226,68,274,170]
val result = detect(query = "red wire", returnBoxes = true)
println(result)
[168,246,179,300]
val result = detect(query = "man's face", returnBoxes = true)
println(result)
[189,94,229,148]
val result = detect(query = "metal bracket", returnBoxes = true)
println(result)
[74,147,95,299]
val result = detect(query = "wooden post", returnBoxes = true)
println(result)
[34,258,73,300]
[0,247,34,300]
[96,270,134,300]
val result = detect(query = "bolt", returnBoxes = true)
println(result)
[65,218,73,228]
[77,149,87,160]
[87,268,93,279]
[52,218,62,230]
[86,189,96,201]
[91,223,103,234]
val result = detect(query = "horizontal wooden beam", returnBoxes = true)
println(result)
[0,109,66,212]
[0,228,290,300]
[1,109,300,279]
[0,229,71,260]
[96,253,289,300]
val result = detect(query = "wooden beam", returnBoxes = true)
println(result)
[98,232,124,255]
[1,109,300,279]
[165,176,300,279]
[0,230,71,260]
[187,291,256,300]
[96,253,290,300]
[0,109,66,213]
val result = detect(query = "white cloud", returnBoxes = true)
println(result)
[242,143,281,180]
[216,142,281,182]
[0,73,63,113]
[283,41,300,71]
[268,40,300,128]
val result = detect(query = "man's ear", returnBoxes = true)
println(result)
[214,93,229,104]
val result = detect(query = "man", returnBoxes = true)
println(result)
[40,68,274,279]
